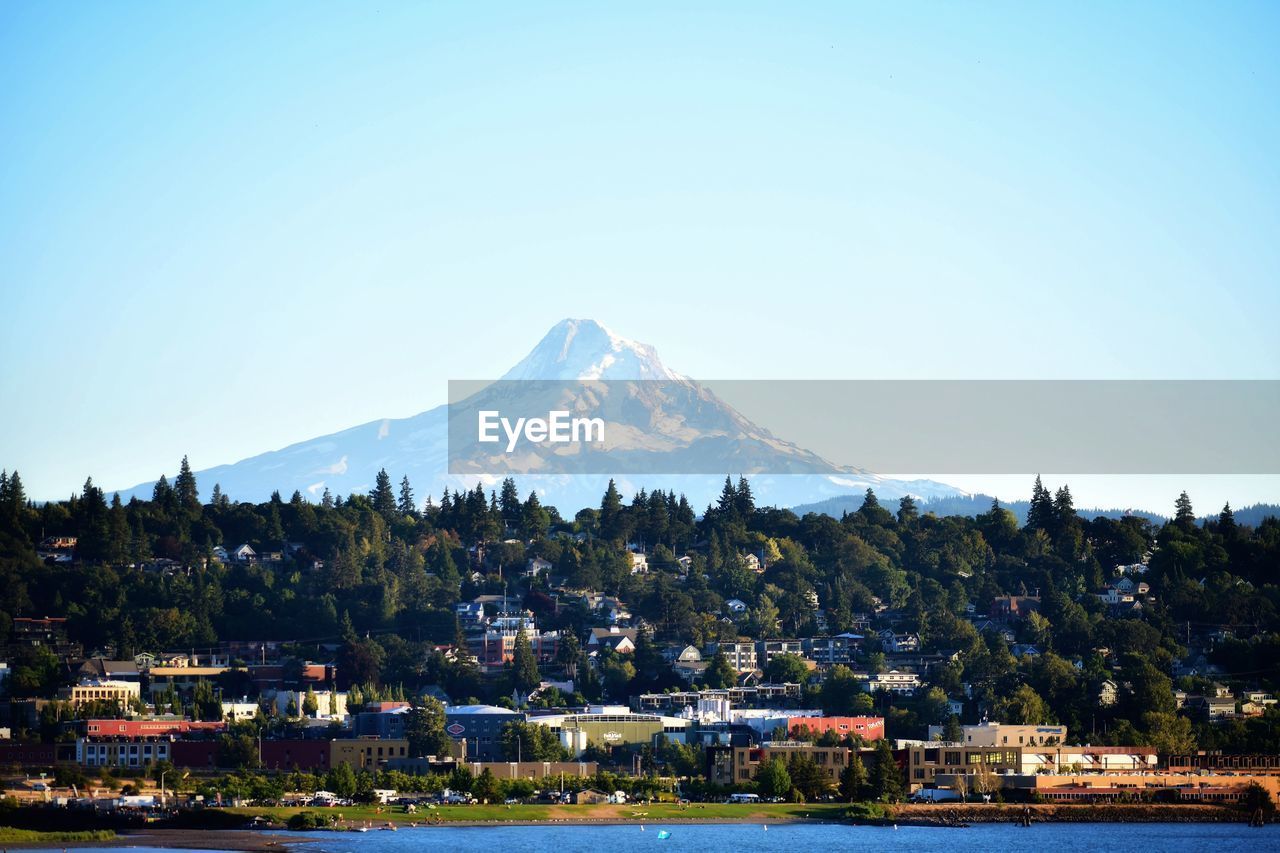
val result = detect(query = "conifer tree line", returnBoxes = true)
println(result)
[1,461,1279,753]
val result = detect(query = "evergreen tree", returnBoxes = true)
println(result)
[6,469,26,512]
[600,479,626,542]
[266,503,285,546]
[371,469,397,517]
[407,696,453,753]
[735,475,755,518]
[715,476,739,522]
[152,474,173,507]
[839,753,868,801]
[870,738,905,802]
[1174,491,1195,527]
[1026,475,1054,531]
[942,715,964,743]
[511,630,541,694]
[1219,503,1237,537]
[897,495,918,525]
[303,686,319,717]
[1053,484,1075,521]
[398,476,416,517]
[499,478,522,526]
[521,491,551,539]
[705,650,737,689]
[174,455,199,511]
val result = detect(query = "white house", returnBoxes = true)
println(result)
[525,557,553,577]
[861,670,921,694]
[629,553,649,574]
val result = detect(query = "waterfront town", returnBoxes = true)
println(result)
[0,469,1277,824]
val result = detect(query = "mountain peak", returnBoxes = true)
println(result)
[501,318,682,381]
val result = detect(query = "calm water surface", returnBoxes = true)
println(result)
[126,822,1275,853]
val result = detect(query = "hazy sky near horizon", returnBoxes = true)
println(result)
[2,3,1278,509]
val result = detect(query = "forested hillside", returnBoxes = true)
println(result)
[1,462,1277,752]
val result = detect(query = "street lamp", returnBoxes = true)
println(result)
[160,769,189,807]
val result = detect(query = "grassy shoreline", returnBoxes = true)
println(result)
[0,827,117,843]
[229,801,851,827]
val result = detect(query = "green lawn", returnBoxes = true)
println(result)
[229,801,850,826]
[0,827,118,843]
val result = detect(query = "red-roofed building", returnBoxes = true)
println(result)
[83,719,226,738]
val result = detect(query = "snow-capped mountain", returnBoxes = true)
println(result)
[115,319,961,510]
[500,318,684,381]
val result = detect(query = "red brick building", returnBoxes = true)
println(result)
[788,716,885,741]
[259,739,331,771]
[0,742,56,766]
[170,739,220,770]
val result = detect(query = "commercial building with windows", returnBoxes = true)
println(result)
[529,706,692,755]
[330,737,410,770]
[77,736,171,768]
[706,741,874,787]
[59,680,141,707]
[958,722,1067,747]
[786,715,884,742]
[445,704,524,761]
[902,742,1021,787]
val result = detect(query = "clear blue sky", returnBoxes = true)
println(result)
[2,2,1277,509]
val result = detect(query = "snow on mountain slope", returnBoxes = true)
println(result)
[500,319,684,381]
[115,319,961,510]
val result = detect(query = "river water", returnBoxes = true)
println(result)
[98,822,1276,853]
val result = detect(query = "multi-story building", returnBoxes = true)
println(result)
[147,665,230,700]
[387,756,598,780]
[60,680,141,706]
[902,741,1021,788]
[529,706,692,755]
[77,736,171,768]
[957,722,1067,747]
[633,683,802,712]
[273,688,348,720]
[707,741,866,787]
[470,615,561,669]
[1016,745,1157,775]
[81,719,225,738]
[861,669,921,694]
[0,742,57,766]
[259,739,331,771]
[445,704,524,761]
[330,737,410,770]
[1165,752,1280,774]
[973,771,1280,803]
[786,716,885,742]
[804,634,862,666]
[755,639,803,669]
[710,642,758,672]
[353,705,412,739]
